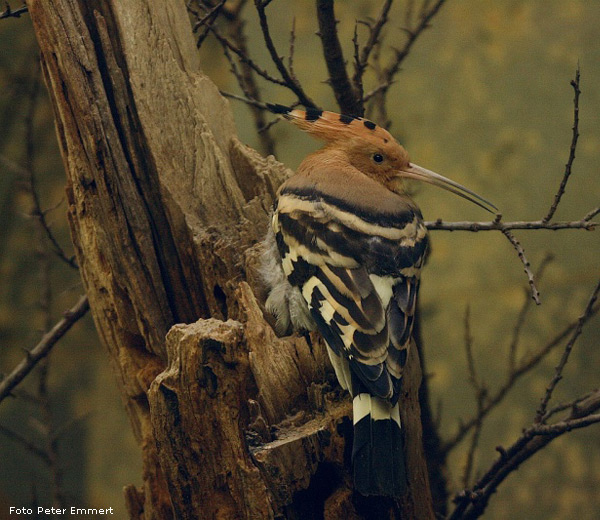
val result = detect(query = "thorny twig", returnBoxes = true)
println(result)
[450,419,599,520]
[208,26,287,86]
[220,91,269,110]
[360,0,394,69]
[543,389,599,422]
[0,153,77,269]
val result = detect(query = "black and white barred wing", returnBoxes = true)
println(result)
[272,196,423,401]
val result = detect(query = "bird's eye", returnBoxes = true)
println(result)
[372,153,384,163]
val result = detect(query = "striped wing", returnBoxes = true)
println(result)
[274,182,427,401]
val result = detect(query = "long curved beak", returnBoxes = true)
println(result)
[400,163,498,213]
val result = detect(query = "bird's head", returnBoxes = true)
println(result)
[267,103,497,213]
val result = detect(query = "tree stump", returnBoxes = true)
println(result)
[28,0,434,517]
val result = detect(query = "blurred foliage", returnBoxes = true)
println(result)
[1,1,598,519]
[0,10,140,520]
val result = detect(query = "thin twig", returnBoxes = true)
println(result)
[462,306,485,488]
[543,389,599,422]
[254,0,315,108]
[582,206,600,222]
[206,2,277,155]
[543,66,581,222]
[0,424,51,464]
[220,91,268,110]
[0,153,77,269]
[209,26,287,86]
[532,412,600,435]
[380,0,448,95]
[0,295,90,404]
[0,2,28,20]
[364,0,446,127]
[534,278,600,423]
[363,78,395,103]
[352,0,394,101]
[508,254,553,374]
[192,0,225,32]
[22,74,79,270]
[502,230,540,304]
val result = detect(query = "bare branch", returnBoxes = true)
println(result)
[450,389,600,520]
[442,295,599,454]
[448,280,600,520]
[535,278,600,422]
[543,66,581,222]
[363,78,395,104]
[0,295,89,404]
[360,0,393,65]
[288,17,297,82]
[316,0,362,115]
[0,153,77,269]
[425,217,597,231]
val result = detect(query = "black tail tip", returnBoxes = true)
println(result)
[353,416,407,499]
[266,103,291,115]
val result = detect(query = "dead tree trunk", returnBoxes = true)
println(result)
[27,0,434,518]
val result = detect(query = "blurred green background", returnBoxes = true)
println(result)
[1,1,598,519]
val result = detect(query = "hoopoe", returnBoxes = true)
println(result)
[261,104,496,498]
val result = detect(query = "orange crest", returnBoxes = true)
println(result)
[267,104,395,145]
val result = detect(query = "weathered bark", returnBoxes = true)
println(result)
[27,0,434,518]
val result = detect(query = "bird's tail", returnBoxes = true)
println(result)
[352,392,407,498]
